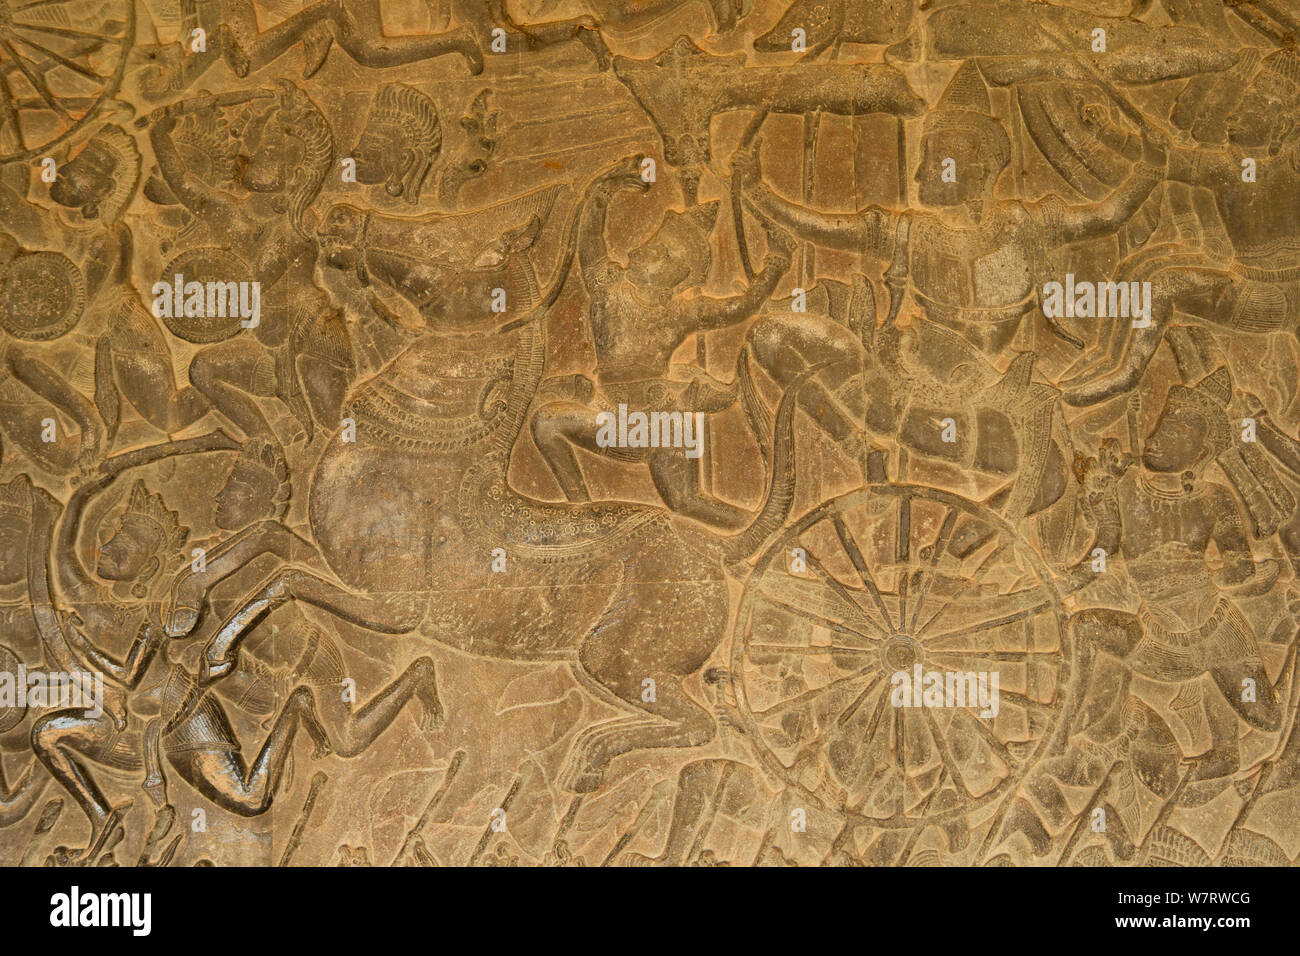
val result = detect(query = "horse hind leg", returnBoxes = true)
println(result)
[561,579,725,793]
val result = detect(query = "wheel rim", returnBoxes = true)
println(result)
[732,483,1071,830]
[0,0,134,163]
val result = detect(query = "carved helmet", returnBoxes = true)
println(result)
[1162,366,1233,461]
[923,60,1010,175]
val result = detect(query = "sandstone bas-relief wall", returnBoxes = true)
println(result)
[0,0,1298,867]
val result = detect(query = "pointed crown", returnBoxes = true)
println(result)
[924,61,1010,173]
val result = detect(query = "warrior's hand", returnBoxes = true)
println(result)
[729,139,763,188]
[594,155,649,195]
[763,222,796,262]
[1075,93,1109,131]
[1140,126,1169,168]
[1076,438,1131,514]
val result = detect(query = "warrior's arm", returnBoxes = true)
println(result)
[146,105,234,215]
[579,163,646,286]
[734,138,892,257]
[682,248,793,334]
[66,618,166,690]
[742,185,893,258]
[1064,445,1128,593]
[1210,484,1256,587]
[1037,158,1165,245]
[1165,144,1239,189]
[1065,495,1123,593]
[1254,408,1300,477]
[5,348,101,458]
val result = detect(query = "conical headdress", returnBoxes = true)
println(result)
[923,61,1010,173]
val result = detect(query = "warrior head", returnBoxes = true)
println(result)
[916,60,1010,215]
[1229,49,1300,164]
[627,201,718,298]
[215,439,290,532]
[49,124,141,224]
[352,83,441,205]
[239,80,333,235]
[1143,367,1232,475]
[96,480,189,598]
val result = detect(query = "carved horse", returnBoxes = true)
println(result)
[166,162,804,792]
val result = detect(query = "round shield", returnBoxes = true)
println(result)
[156,247,256,343]
[0,251,85,341]
[0,644,26,733]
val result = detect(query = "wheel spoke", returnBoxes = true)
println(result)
[830,512,895,632]
[801,549,889,637]
[909,506,957,632]
[14,0,80,11]
[0,38,70,120]
[892,706,907,778]
[860,678,890,741]
[959,710,1015,770]
[998,690,1054,712]
[12,21,127,44]
[745,642,875,659]
[929,647,1059,664]
[921,601,1052,646]
[10,33,103,81]
[896,493,911,627]
[0,73,24,152]
[836,672,885,728]
[921,707,970,797]
[751,665,878,719]
[752,585,880,647]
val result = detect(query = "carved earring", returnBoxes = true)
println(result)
[385,150,413,197]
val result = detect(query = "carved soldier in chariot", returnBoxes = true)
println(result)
[529,162,795,530]
[736,60,1168,547]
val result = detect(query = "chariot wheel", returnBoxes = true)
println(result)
[0,0,134,163]
[731,483,1071,830]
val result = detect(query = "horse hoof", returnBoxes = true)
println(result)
[618,851,658,867]
[166,606,199,638]
[568,765,605,794]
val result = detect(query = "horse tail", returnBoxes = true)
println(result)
[736,344,772,470]
[721,365,824,560]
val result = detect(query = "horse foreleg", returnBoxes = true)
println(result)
[202,568,426,680]
[316,657,443,757]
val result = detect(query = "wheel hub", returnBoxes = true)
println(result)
[882,634,919,671]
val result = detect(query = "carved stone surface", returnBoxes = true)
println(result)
[0,0,1299,867]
